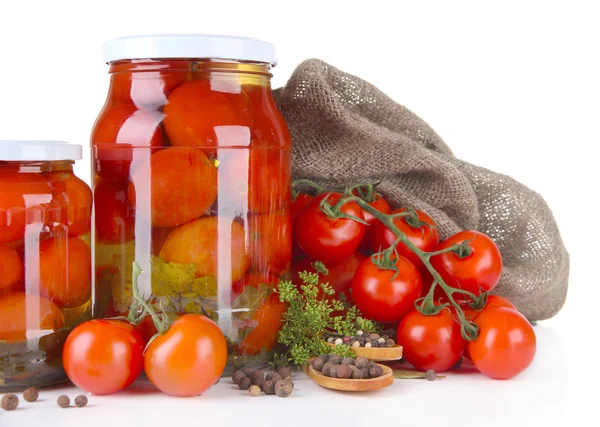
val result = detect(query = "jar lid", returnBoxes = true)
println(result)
[0,141,82,161]
[102,34,277,65]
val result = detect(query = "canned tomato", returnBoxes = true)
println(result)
[0,140,92,391]
[92,35,292,363]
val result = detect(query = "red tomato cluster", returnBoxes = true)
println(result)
[292,188,535,380]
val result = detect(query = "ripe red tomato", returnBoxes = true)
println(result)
[39,237,91,308]
[0,292,64,342]
[291,193,313,220]
[462,294,517,321]
[249,212,292,277]
[371,208,439,269]
[353,192,391,251]
[94,179,135,244]
[128,147,218,227]
[352,256,422,323]
[430,230,502,296]
[397,308,464,372]
[144,314,227,397]
[0,245,23,292]
[468,307,536,379]
[63,319,145,395]
[295,193,366,265]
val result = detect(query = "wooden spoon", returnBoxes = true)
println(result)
[307,361,394,391]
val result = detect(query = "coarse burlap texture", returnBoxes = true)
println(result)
[274,59,569,321]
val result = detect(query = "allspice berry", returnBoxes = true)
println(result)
[355,357,370,369]
[266,372,282,382]
[242,367,255,377]
[329,365,338,378]
[341,357,355,366]
[369,365,384,378]
[277,366,292,379]
[275,380,293,397]
[311,357,325,372]
[57,395,70,408]
[361,368,370,378]
[248,385,261,397]
[318,354,330,363]
[238,376,252,390]
[232,370,246,385]
[425,369,437,381]
[263,379,276,395]
[250,370,265,388]
[1,394,19,411]
[23,387,39,402]
[321,362,334,377]
[74,395,88,407]
[351,366,364,379]
[328,355,342,365]
[336,364,352,379]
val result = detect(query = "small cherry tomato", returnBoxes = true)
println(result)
[0,292,64,342]
[39,237,91,308]
[353,191,391,251]
[468,307,536,379]
[249,212,292,277]
[63,319,145,395]
[94,179,135,244]
[144,314,228,397]
[0,245,23,292]
[163,79,252,150]
[352,256,422,323]
[371,208,439,269]
[295,193,366,265]
[159,216,250,284]
[237,293,288,356]
[128,147,218,227]
[397,308,464,372]
[430,230,502,296]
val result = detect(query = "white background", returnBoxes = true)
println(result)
[0,0,598,426]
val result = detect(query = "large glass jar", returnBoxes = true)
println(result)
[92,35,292,364]
[0,141,92,391]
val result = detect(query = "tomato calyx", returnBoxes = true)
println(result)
[370,247,401,280]
[291,178,326,200]
[349,180,382,204]
[319,192,369,225]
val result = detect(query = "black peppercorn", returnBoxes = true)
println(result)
[263,379,276,395]
[369,365,384,378]
[57,395,70,408]
[355,357,369,369]
[328,354,342,365]
[277,366,292,379]
[23,387,39,403]
[232,370,246,385]
[238,376,252,390]
[266,371,283,382]
[341,357,355,366]
[275,379,293,397]
[371,341,379,348]
[311,357,325,372]
[74,395,88,407]
[336,364,352,379]
[1,394,18,411]
[321,362,334,376]
[425,369,437,381]
[251,373,265,388]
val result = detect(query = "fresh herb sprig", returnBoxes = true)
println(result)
[272,262,379,368]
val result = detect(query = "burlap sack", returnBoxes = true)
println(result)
[274,59,569,321]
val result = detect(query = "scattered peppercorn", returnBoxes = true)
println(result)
[321,362,334,376]
[278,366,292,379]
[425,369,437,381]
[74,395,88,407]
[334,338,343,345]
[341,357,355,366]
[57,395,70,408]
[336,365,352,379]
[355,357,369,369]
[369,365,384,378]
[251,373,265,388]
[328,355,342,365]
[266,371,283,382]
[23,387,39,402]
[263,379,276,395]
[238,376,252,390]
[242,367,255,377]
[1,394,18,411]
[311,357,325,372]
[371,341,379,348]
[248,385,261,397]
[275,380,293,397]
[232,370,246,385]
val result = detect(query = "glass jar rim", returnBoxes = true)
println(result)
[0,140,82,161]
[102,34,277,66]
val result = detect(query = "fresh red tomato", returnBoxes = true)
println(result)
[63,319,145,395]
[0,245,23,292]
[128,147,218,228]
[94,179,135,244]
[295,193,366,265]
[39,237,91,308]
[144,314,228,397]
[468,307,536,379]
[237,293,288,356]
[352,256,422,323]
[371,208,439,269]
[291,193,313,220]
[353,191,391,251]
[397,308,464,372]
[231,272,279,302]
[430,230,502,296]
[462,294,517,321]
[249,212,292,277]
[0,292,64,342]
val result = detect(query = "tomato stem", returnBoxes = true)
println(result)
[130,262,170,336]
[292,179,326,200]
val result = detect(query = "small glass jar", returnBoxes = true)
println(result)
[92,35,292,365]
[0,141,92,391]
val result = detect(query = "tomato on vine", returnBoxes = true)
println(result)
[295,192,366,265]
[291,193,313,220]
[468,307,536,379]
[430,230,502,296]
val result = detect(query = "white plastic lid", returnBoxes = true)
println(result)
[102,34,277,65]
[0,141,82,161]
